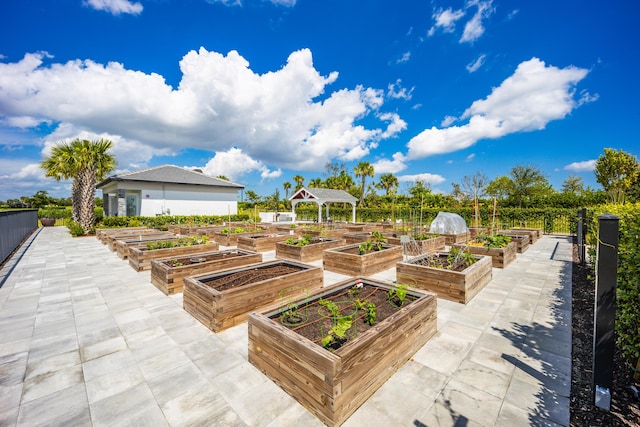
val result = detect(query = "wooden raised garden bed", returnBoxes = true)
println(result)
[323,243,403,276]
[342,231,392,245]
[107,231,174,250]
[386,235,447,256]
[499,233,529,253]
[425,231,470,245]
[248,277,438,427]
[453,241,517,268]
[114,236,180,259]
[96,227,151,244]
[275,237,344,263]
[236,233,294,252]
[212,230,263,246]
[150,249,262,295]
[183,260,323,332]
[128,242,220,272]
[508,227,542,244]
[396,251,492,304]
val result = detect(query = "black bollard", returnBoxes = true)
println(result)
[592,214,619,411]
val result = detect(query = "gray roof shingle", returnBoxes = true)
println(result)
[96,165,244,189]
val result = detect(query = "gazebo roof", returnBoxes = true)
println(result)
[289,188,357,204]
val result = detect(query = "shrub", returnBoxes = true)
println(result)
[587,203,640,371]
[66,220,85,236]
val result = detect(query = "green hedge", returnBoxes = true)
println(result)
[293,206,577,234]
[587,203,640,371]
[98,214,250,229]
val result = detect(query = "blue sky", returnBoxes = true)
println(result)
[1,0,638,201]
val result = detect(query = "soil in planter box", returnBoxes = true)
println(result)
[271,283,418,350]
[198,264,305,292]
[410,253,475,272]
[162,251,246,267]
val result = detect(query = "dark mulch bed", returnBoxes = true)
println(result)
[570,239,640,426]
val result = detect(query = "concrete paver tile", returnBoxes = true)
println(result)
[20,363,84,404]
[16,382,89,426]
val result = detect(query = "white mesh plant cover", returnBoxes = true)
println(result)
[428,212,469,234]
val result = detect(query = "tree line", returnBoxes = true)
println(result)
[2,145,638,230]
[244,149,640,211]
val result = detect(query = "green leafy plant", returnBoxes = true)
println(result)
[447,246,477,268]
[318,298,340,317]
[282,303,303,324]
[388,284,408,307]
[66,220,85,237]
[365,303,377,325]
[474,233,511,248]
[145,236,209,250]
[321,316,353,348]
[358,231,388,255]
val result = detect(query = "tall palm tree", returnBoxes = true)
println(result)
[377,173,399,196]
[308,178,322,188]
[282,181,292,208]
[41,138,116,233]
[354,161,374,206]
[292,175,305,192]
[40,141,81,221]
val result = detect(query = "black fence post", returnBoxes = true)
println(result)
[592,214,619,411]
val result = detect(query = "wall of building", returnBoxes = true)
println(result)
[100,182,240,217]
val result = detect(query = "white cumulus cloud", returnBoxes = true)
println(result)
[564,160,596,172]
[83,0,143,15]
[372,152,407,174]
[397,173,446,185]
[0,48,401,175]
[405,57,594,160]
[203,147,281,181]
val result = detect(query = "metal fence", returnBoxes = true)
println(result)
[0,210,38,265]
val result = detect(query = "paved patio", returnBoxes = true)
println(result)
[0,226,572,426]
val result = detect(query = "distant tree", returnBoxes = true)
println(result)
[31,190,52,209]
[308,178,323,188]
[450,183,467,204]
[266,189,280,211]
[594,148,640,204]
[282,181,292,199]
[354,161,375,206]
[408,180,432,201]
[508,164,552,208]
[325,170,354,191]
[41,139,117,233]
[561,174,584,194]
[245,190,262,205]
[324,161,347,178]
[461,172,489,228]
[486,176,513,200]
[217,175,230,181]
[292,175,305,191]
[376,173,399,196]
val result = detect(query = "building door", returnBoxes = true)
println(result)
[125,194,139,216]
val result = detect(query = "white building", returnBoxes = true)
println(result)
[96,165,244,217]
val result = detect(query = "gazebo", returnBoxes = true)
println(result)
[289,188,357,223]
